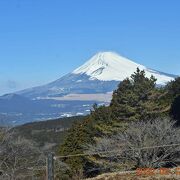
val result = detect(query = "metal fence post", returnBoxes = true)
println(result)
[47,153,54,180]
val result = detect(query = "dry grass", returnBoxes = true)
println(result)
[86,168,180,180]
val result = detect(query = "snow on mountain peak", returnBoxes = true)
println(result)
[72,51,174,85]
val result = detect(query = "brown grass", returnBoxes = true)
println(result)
[86,168,180,180]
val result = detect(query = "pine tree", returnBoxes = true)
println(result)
[168,77,180,125]
[59,116,96,175]
[110,68,168,121]
[171,95,180,126]
[167,77,180,98]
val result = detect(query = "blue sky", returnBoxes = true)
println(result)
[0,0,180,95]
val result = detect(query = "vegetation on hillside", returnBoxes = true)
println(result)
[0,116,84,179]
[58,69,180,179]
[86,118,180,170]
[13,116,84,151]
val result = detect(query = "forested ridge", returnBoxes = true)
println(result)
[13,116,84,150]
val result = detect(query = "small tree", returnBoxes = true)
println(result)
[86,118,180,170]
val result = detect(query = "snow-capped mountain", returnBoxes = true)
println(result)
[17,51,176,99]
[1,51,177,125]
[73,52,174,85]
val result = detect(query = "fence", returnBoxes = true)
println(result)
[46,143,180,180]
[1,143,179,179]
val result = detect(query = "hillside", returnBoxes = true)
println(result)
[58,70,180,179]
[13,116,84,151]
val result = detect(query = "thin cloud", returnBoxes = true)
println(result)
[6,80,18,89]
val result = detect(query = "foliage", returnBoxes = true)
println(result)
[170,95,180,126]
[166,77,180,98]
[168,77,180,125]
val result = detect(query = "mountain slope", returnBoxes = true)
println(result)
[17,52,176,99]
[17,73,119,99]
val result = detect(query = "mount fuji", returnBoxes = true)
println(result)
[0,52,177,125]
[17,51,176,99]
[73,52,174,84]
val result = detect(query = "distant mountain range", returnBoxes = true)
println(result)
[0,93,98,126]
[0,52,177,126]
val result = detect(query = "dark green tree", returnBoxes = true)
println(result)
[171,95,180,126]
[166,77,180,98]
[110,68,168,121]
[168,77,180,125]
[59,116,97,177]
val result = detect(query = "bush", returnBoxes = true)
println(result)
[86,118,180,170]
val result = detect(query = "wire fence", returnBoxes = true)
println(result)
[47,144,180,180]
[54,143,180,159]
[1,143,180,180]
